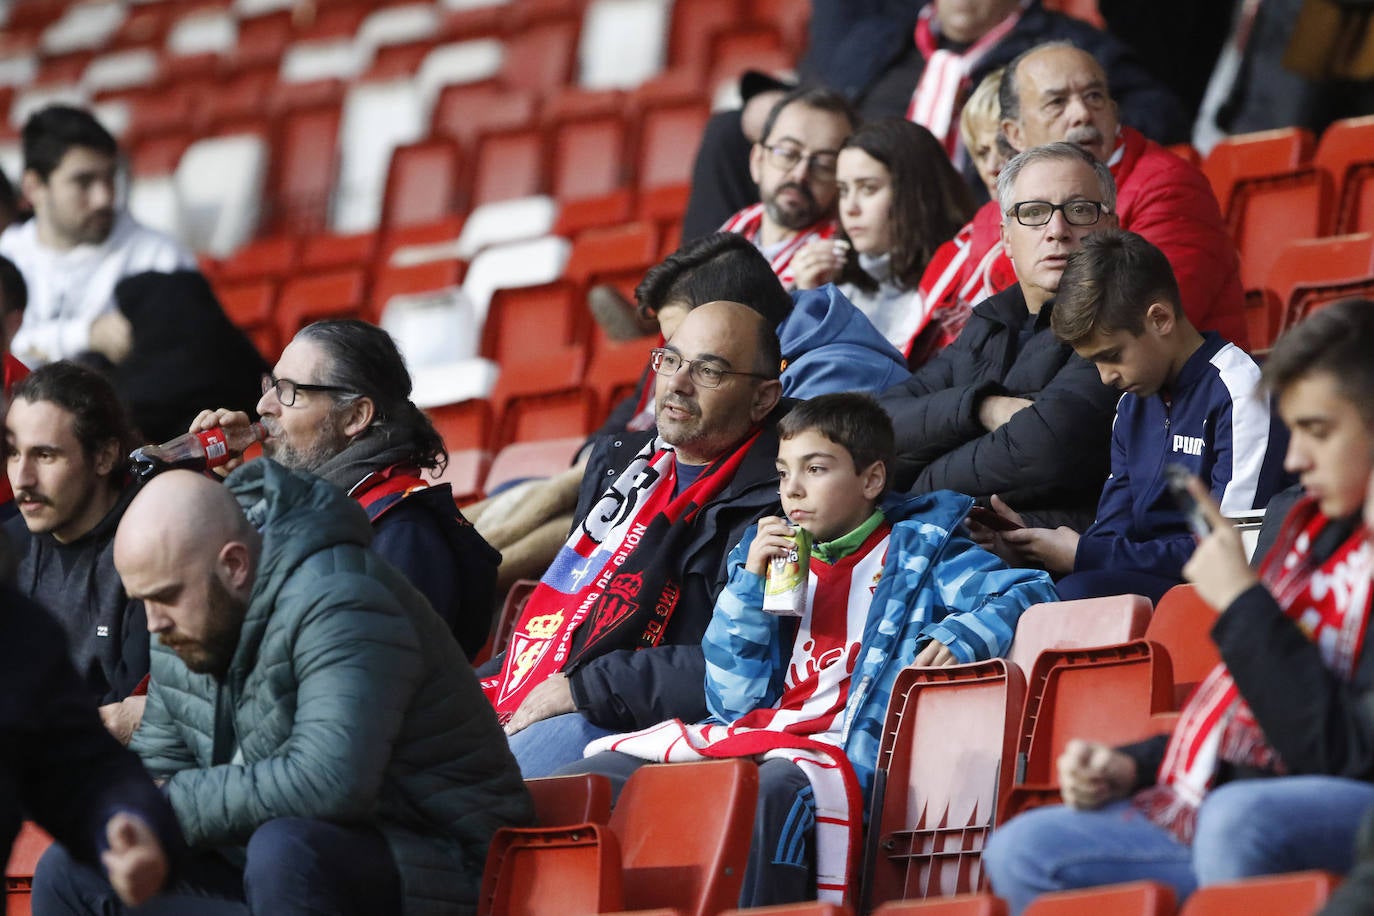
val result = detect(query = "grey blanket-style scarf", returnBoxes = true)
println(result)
[312,427,420,495]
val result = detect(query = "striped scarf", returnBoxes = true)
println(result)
[720,203,837,289]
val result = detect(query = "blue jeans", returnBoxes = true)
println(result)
[32,817,402,915]
[984,777,1374,915]
[506,712,616,778]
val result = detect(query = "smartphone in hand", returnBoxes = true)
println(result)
[967,504,1024,532]
[1164,464,1212,539]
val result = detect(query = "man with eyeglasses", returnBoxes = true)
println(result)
[719,86,858,289]
[190,319,501,661]
[879,142,1120,531]
[476,300,788,778]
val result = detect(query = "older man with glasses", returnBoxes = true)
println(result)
[878,141,1121,531]
[189,319,501,661]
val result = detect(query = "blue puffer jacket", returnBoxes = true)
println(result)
[779,284,912,399]
[702,490,1057,795]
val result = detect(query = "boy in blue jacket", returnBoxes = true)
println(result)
[568,392,1055,906]
[971,230,1288,602]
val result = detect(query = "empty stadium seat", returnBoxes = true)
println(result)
[496,386,598,447]
[276,268,367,343]
[174,133,269,257]
[456,196,559,260]
[215,279,280,359]
[279,37,368,84]
[381,285,483,368]
[1003,642,1177,821]
[610,758,759,915]
[428,398,496,453]
[527,773,614,827]
[484,436,587,494]
[1264,233,1374,334]
[480,281,582,366]
[1023,880,1175,915]
[564,221,661,286]
[266,103,342,234]
[871,896,1007,915]
[1145,585,1221,707]
[635,97,711,221]
[1202,127,1314,218]
[333,79,428,233]
[583,326,657,410]
[471,126,548,206]
[81,48,159,94]
[865,659,1027,908]
[461,235,573,325]
[1228,168,1333,291]
[381,137,467,232]
[501,13,580,92]
[357,4,442,55]
[723,903,854,916]
[300,230,379,272]
[1178,871,1339,916]
[6,822,54,916]
[1005,594,1152,676]
[416,38,506,106]
[578,0,670,90]
[666,0,743,72]
[431,81,540,147]
[478,823,626,915]
[372,258,466,322]
[1317,115,1374,234]
[216,235,300,284]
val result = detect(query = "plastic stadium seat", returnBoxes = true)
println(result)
[871,896,1007,915]
[667,0,743,71]
[300,231,379,273]
[471,126,548,206]
[527,773,615,827]
[610,759,759,916]
[1040,0,1106,28]
[279,38,369,84]
[635,98,712,221]
[550,113,633,231]
[584,327,658,412]
[202,68,276,131]
[431,82,540,147]
[427,398,495,452]
[1023,880,1175,915]
[333,80,428,233]
[487,577,538,661]
[750,0,812,54]
[217,236,300,284]
[166,8,237,58]
[1145,585,1221,707]
[455,196,559,260]
[372,259,466,322]
[1265,233,1374,334]
[430,447,490,505]
[295,2,370,42]
[1178,871,1339,916]
[723,904,854,916]
[363,38,438,82]
[478,823,626,915]
[42,1,126,55]
[461,235,573,325]
[381,138,466,232]
[357,4,442,54]
[1228,168,1332,291]
[578,0,670,90]
[564,221,661,285]
[267,103,342,234]
[81,48,159,93]
[127,175,183,240]
[276,269,367,343]
[382,285,482,365]
[501,14,580,92]
[6,822,54,916]
[491,341,589,408]
[496,386,598,447]
[229,11,294,70]
[215,279,280,359]
[416,39,506,106]
[174,133,269,257]
[1317,115,1374,234]
[484,436,588,495]
[1005,594,1152,677]
[1202,127,1314,218]
[865,660,1027,908]
[1002,642,1177,821]
[480,282,582,366]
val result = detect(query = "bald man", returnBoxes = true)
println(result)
[477,300,790,777]
[32,462,532,916]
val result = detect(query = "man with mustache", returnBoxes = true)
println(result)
[977,42,1247,347]
[190,319,500,660]
[31,465,532,915]
[719,87,858,289]
[0,106,194,367]
[879,142,1120,530]
[3,360,148,744]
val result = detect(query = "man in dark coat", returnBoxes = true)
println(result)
[878,142,1119,529]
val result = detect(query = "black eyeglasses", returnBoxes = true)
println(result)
[762,144,839,181]
[649,348,772,389]
[1007,199,1110,227]
[261,374,355,407]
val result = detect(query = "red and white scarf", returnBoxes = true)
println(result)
[907,1,1024,158]
[480,432,758,721]
[585,526,892,903]
[1135,499,1373,842]
[720,203,837,290]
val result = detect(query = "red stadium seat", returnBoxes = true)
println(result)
[1317,115,1374,234]
[500,13,579,92]
[636,98,711,221]
[5,822,54,916]
[496,386,598,448]
[480,282,582,366]
[1178,871,1339,916]
[1145,585,1221,707]
[564,221,661,286]
[229,11,294,70]
[214,279,280,361]
[724,903,854,916]
[299,231,378,272]
[1228,168,1333,291]
[549,112,633,233]
[484,436,587,495]
[470,126,547,207]
[430,447,489,506]
[583,326,658,413]
[427,398,495,452]
[1005,594,1152,676]
[667,0,746,72]
[527,773,614,827]
[371,259,466,322]
[865,660,1026,907]
[1024,880,1176,915]
[275,268,367,343]
[266,103,342,235]
[381,137,467,232]
[478,823,626,915]
[1264,233,1374,334]
[432,82,540,148]
[1202,127,1314,219]
[215,235,300,284]
[871,896,1008,915]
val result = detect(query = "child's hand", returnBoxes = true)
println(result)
[914,639,957,666]
[745,516,798,577]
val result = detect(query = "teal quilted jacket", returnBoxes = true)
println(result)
[130,461,532,914]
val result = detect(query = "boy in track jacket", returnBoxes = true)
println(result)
[971,230,1288,602]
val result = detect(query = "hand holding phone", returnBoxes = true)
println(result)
[967,504,1024,532]
[1164,464,1212,539]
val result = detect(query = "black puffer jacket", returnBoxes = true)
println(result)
[878,285,1117,529]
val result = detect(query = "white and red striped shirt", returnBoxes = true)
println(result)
[720,203,838,290]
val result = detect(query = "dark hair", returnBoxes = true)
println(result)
[22,105,118,182]
[835,118,974,293]
[10,360,136,478]
[1052,229,1182,346]
[999,40,1090,129]
[757,85,860,148]
[1262,298,1374,427]
[0,254,26,317]
[294,320,448,472]
[753,311,783,378]
[635,232,794,329]
[0,168,17,227]
[777,392,894,482]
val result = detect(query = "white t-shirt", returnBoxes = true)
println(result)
[0,212,195,366]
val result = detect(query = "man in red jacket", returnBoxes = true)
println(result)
[929,42,1248,349]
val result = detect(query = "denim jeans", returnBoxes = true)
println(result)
[506,711,616,778]
[983,776,1374,915]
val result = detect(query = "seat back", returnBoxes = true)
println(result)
[489,578,540,660]
[175,133,269,257]
[526,773,614,826]
[871,893,1008,914]
[1202,127,1314,217]
[578,0,670,90]
[609,758,759,916]
[1005,595,1152,676]
[477,823,625,916]
[1003,642,1176,821]
[865,660,1026,908]
[1229,169,1332,290]
[484,436,588,495]
[5,822,53,916]
[1314,114,1374,233]
[1145,585,1221,706]
[381,137,466,232]
[1266,233,1374,333]
[1023,880,1176,915]
[1178,870,1339,915]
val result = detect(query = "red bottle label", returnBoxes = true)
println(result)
[197,428,230,466]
